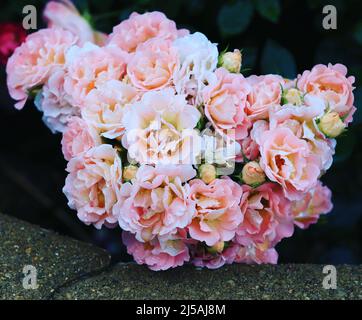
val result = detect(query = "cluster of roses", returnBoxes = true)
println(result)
[7,1,356,270]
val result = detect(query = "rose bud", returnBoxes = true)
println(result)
[318,111,346,138]
[199,164,217,184]
[206,241,225,254]
[241,161,266,186]
[123,165,138,181]
[282,88,303,106]
[219,49,242,73]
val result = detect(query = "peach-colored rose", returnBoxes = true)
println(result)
[293,181,333,229]
[108,11,188,53]
[233,242,278,264]
[114,164,197,242]
[63,144,122,229]
[203,67,251,140]
[173,32,218,106]
[188,177,244,246]
[239,137,260,162]
[6,28,77,109]
[64,42,127,107]
[35,68,79,133]
[297,63,356,123]
[122,232,189,271]
[82,80,138,139]
[127,38,178,91]
[61,116,101,161]
[246,74,284,120]
[43,0,102,45]
[191,241,241,269]
[236,183,294,248]
[122,88,201,165]
[257,127,321,200]
[268,98,335,172]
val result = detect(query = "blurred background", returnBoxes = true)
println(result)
[0,0,361,264]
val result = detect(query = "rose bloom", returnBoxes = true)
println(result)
[64,42,127,107]
[191,241,241,269]
[236,183,294,249]
[297,63,356,123]
[203,67,251,140]
[122,88,201,165]
[188,177,244,246]
[233,241,278,264]
[82,80,138,139]
[63,144,122,229]
[0,22,26,65]
[293,181,333,229]
[127,38,179,91]
[35,68,79,133]
[108,11,188,53]
[257,126,321,200]
[6,27,77,109]
[239,137,260,162]
[114,164,197,242]
[43,0,103,45]
[268,97,335,172]
[173,32,218,105]
[61,116,101,161]
[246,74,284,121]
[122,232,189,271]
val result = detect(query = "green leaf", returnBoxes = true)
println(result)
[261,39,297,79]
[254,0,281,23]
[217,0,254,37]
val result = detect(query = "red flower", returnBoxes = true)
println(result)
[0,22,27,65]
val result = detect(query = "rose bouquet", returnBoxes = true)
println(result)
[7,1,356,270]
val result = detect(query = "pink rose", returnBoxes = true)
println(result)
[191,242,241,269]
[236,183,294,248]
[122,88,201,165]
[61,116,101,161]
[0,22,26,65]
[108,11,188,53]
[298,63,356,123]
[239,137,260,162]
[122,232,189,271]
[63,144,122,229]
[6,27,77,109]
[64,43,127,107]
[268,98,335,172]
[82,80,138,139]
[234,242,278,264]
[293,181,333,229]
[43,0,99,45]
[127,38,178,91]
[35,68,79,133]
[203,67,251,140]
[114,164,197,242]
[246,74,284,120]
[258,127,321,200]
[188,177,244,246]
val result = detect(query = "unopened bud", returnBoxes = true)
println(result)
[199,164,217,184]
[219,49,242,73]
[318,111,346,138]
[206,241,225,254]
[242,161,266,186]
[123,165,138,181]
